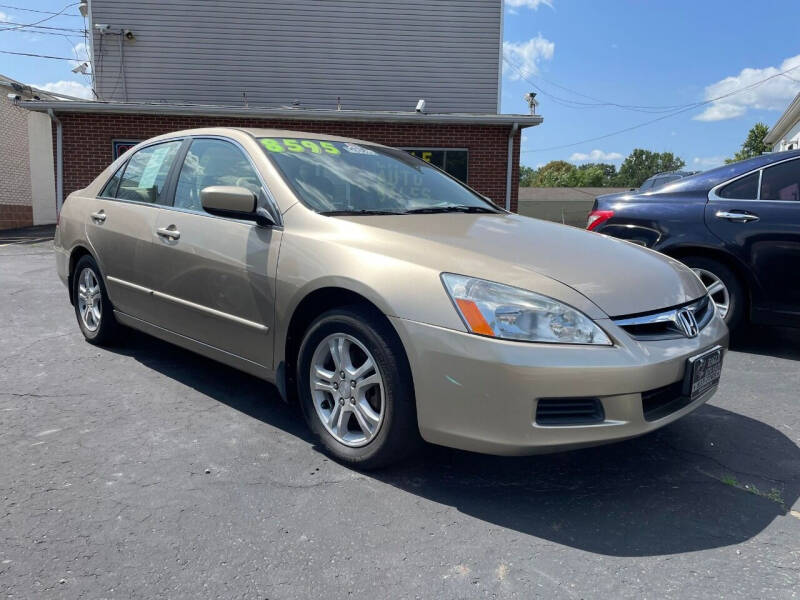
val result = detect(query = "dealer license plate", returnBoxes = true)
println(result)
[685,346,723,400]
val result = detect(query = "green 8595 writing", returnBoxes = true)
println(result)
[260,138,340,155]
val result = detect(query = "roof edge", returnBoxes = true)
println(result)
[19,100,543,127]
[765,92,800,145]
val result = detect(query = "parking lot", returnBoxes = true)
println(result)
[1,229,798,599]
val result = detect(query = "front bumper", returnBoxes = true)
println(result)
[389,314,729,455]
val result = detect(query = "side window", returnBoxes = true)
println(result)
[116,141,182,204]
[639,177,655,191]
[760,159,800,201]
[718,171,759,200]
[174,139,262,212]
[99,164,125,198]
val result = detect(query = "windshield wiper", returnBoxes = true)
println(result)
[320,209,404,216]
[403,205,497,214]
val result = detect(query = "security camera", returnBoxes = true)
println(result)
[523,92,539,114]
[95,24,110,33]
[71,62,90,74]
[123,29,135,40]
[415,99,426,113]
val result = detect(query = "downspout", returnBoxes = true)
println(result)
[47,109,63,215]
[505,122,519,211]
[118,31,128,101]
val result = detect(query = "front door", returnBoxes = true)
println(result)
[85,140,183,321]
[705,157,800,325]
[147,137,281,368]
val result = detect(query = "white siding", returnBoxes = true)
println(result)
[91,0,502,113]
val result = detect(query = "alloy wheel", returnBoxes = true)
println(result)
[77,267,102,332]
[692,267,730,319]
[309,333,385,447]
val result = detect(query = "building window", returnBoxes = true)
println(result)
[403,148,468,183]
[112,139,143,160]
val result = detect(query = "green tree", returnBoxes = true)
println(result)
[534,160,579,187]
[578,162,617,186]
[726,122,770,164]
[519,165,538,187]
[616,149,686,188]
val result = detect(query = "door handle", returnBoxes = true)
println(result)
[156,226,180,240]
[90,210,106,223]
[715,210,759,223]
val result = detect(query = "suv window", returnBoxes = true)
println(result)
[639,177,655,191]
[116,141,182,204]
[718,171,759,199]
[760,159,800,201]
[174,139,262,212]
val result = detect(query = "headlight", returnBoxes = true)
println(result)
[441,273,612,345]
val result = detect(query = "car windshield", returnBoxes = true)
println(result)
[258,137,498,215]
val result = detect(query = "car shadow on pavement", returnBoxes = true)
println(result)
[730,325,800,361]
[113,328,799,558]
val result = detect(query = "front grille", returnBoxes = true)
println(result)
[614,296,714,341]
[536,398,605,426]
[641,381,691,421]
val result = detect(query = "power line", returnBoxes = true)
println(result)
[0,49,77,60]
[0,2,83,17]
[504,57,700,114]
[0,2,79,32]
[0,19,86,33]
[521,63,800,153]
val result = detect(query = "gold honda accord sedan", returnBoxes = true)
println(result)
[55,128,728,468]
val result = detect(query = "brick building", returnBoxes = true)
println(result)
[0,77,58,230]
[19,1,541,216]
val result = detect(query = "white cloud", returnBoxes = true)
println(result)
[0,11,12,21]
[694,54,800,122]
[70,42,90,65]
[692,156,725,170]
[503,35,555,80]
[34,80,94,99]
[569,149,623,162]
[506,0,553,11]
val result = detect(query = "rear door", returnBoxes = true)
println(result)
[85,140,183,321]
[147,137,281,368]
[705,157,800,325]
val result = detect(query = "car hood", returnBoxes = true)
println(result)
[338,213,706,317]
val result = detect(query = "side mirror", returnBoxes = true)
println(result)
[200,185,275,226]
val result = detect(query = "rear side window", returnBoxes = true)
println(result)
[760,159,800,201]
[718,172,759,199]
[116,141,182,204]
[99,164,124,198]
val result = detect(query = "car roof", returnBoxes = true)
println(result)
[144,126,390,148]
[659,150,800,193]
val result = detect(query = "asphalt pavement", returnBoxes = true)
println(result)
[1,228,798,599]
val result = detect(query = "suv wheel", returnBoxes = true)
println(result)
[72,255,120,345]
[681,256,745,330]
[297,306,421,469]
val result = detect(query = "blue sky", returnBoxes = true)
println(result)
[2,1,799,172]
[503,0,800,170]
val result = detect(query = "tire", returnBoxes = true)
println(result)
[72,255,120,345]
[297,305,421,469]
[681,255,746,330]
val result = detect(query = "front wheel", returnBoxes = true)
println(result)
[297,306,421,469]
[681,256,745,330]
